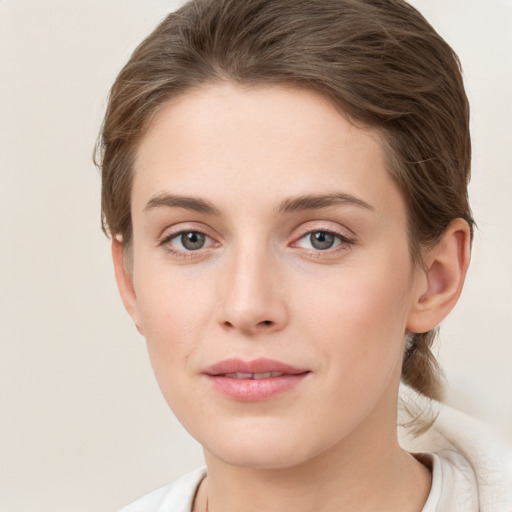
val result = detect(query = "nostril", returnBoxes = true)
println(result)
[261,320,273,326]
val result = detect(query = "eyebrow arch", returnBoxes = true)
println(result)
[277,193,375,214]
[144,193,221,215]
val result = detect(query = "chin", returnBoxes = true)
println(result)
[213,444,310,470]
[200,421,332,471]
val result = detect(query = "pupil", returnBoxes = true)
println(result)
[181,232,205,250]
[310,231,335,250]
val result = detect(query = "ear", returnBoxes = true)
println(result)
[407,218,471,334]
[112,239,144,335]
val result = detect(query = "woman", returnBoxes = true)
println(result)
[95,0,512,510]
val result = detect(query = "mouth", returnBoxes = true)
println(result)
[203,358,310,402]
[223,371,288,379]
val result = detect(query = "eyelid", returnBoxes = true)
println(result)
[292,220,355,242]
[162,230,214,247]
[157,222,217,244]
[294,230,351,249]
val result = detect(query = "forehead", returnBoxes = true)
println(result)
[132,83,401,219]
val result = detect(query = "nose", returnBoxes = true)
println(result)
[217,245,289,336]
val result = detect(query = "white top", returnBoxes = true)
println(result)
[120,467,206,512]
[420,452,477,511]
[121,390,512,512]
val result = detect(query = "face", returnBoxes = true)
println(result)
[122,84,425,469]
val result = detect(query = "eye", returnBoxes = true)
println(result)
[295,230,349,251]
[165,231,213,252]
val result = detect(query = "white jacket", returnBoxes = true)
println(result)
[399,385,512,511]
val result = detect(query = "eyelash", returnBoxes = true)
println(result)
[158,227,354,259]
[293,229,354,254]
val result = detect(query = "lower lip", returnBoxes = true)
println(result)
[206,373,309,402]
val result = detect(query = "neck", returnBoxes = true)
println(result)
[196,388,431,512]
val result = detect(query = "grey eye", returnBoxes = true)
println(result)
[309,231,335,250]
[181,231,206,250]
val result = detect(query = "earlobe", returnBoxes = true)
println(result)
[407,218,471,334]
[112,239,144,335]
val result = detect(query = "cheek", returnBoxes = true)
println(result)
[135,249,215,332]
[298,251,413,379]
[285,255,414,443]
[132,263,216,392]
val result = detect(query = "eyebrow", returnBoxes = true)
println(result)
[144,192,375,216]
[276,193,375,214]
[144,193,221,215]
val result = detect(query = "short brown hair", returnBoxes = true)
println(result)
[95,0,474,401]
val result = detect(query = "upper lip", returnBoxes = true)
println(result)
[203,358,309,376]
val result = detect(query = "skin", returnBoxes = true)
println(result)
[113,84,471,511]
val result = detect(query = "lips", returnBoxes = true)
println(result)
[204,357,308,375]
[203,358,310,401]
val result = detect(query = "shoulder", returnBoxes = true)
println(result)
[424,449,511,512]
[120,467,207,512]
[399,386,512,511]
[419,451,478,511]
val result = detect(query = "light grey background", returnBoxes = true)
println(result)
[1,1,511,511]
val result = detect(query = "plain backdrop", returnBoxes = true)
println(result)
[1,1,511,511]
